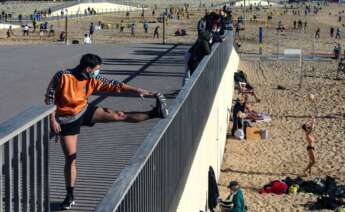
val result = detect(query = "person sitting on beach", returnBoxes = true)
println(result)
[333,43,342,60]
[218,181,246,212]
[234,70,260,102]
[277,20,285,32]
[302,116,316,176]
[181,29,187,36]
[175,28,182,36]
[7,25,14,38]
[238,82,260,102]
[231,98,245,136]
[58,31,66,42]
[48,25,55,37]
[83,33,92,44]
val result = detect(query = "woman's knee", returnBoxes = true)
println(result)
[65,153,77,166]
[112,111,127,121]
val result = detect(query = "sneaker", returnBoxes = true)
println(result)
[61,195,75,210]
[154,92,169,118]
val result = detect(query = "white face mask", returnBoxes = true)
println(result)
[90,69,100,78]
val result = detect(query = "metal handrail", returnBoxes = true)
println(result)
[0,105,55,212]
[0,105,55,146]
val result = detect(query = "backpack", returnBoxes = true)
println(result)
[288,184,299,194]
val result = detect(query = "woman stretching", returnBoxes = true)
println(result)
[302,116,316,176]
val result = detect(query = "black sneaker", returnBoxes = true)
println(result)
[61,195,75,210]
[154,93,169,118]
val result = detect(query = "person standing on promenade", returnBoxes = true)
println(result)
[45,54,169,210]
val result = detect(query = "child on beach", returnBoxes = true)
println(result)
[302,116,316,176]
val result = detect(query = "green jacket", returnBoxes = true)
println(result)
[221,189,246,212]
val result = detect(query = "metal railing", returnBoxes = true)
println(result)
[96,31,234,212]
[0,105,55,212]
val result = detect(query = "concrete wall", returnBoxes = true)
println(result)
[176,48,239,212]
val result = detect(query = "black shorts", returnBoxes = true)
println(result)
[59,105,98,136]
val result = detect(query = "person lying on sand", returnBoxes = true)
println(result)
[302,116,316,176]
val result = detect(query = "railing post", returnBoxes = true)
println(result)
[37,120,44,212]
[44,117,50,212]
[29,125,37,212]
[22,129,30,212]
[13,135,22,212]
[0,145,3,211]
[4,141,13,212]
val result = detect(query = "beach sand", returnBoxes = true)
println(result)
[218,4,345,210]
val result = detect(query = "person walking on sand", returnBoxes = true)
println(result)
[131,23,135,36]
[331,27,334,38]
[45,54,169,210]
[315,27,320,39]
[153,25,160,39]
[302,116,316,176]
[336,27,341,39]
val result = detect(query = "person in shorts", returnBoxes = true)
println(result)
[45,53,168,210]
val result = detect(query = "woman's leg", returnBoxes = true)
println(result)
[60,135,78,195]
[91,107,151,123]
[304,149,316,175]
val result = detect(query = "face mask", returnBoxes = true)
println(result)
[89,69,100,78]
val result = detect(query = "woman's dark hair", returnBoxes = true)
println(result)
[79,54,102,70]
[302,124,311,133]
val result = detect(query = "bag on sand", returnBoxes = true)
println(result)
[234,129,244,140]
[288,184,299,194]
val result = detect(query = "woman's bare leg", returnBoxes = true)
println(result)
[61,135,78,189]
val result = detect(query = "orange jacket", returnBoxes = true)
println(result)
[45,69,123,116]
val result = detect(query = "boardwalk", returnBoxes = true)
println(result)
[0,43,189,211]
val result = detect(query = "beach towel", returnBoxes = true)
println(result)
[256,112,271,122]
[244,112,271,123]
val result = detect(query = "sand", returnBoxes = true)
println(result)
[0,8,201,45]
[218,3,345,212]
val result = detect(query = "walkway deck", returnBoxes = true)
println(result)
[0,43,189,211]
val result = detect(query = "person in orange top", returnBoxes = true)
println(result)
[45,53,168,210]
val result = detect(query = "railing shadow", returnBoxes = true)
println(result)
[89,44,180,106]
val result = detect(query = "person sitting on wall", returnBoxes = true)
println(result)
[187,31,212,75]
[218,181,246,212]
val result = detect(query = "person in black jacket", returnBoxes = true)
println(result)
[187,31,212,75]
